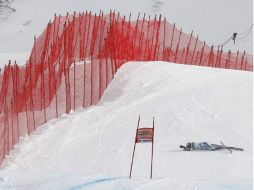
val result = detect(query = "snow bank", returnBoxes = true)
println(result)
[0,61,252,189]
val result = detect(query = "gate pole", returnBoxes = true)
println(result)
[150,117,155,179]
[129,115,140,178]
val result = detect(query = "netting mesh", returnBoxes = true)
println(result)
[0,11,253,163]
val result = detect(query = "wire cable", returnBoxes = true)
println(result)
[238,24,253,36]
[237,24,253,40]
[212,24,253,48]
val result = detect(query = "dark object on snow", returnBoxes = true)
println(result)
[179,141,243,153]
[232,32,237,44]
[0,0,15,20]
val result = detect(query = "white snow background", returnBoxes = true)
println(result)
[0,0,253,66]
[0,0,253,190]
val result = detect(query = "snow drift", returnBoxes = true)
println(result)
[0,61,252,190]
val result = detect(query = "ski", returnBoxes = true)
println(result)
[210,141,244,153]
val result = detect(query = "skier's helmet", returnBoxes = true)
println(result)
[186,143,192,149]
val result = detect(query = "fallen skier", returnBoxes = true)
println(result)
[179,141,244,153]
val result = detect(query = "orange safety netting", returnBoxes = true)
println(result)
[0,11,253,164]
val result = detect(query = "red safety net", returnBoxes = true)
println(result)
[0,11,253,164]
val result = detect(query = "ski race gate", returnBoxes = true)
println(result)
[129,115,155,179]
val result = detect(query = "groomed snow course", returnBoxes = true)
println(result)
[0,61,252,190]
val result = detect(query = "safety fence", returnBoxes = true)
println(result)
[0,11,253,164]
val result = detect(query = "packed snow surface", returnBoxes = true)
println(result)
[0,62,252,190]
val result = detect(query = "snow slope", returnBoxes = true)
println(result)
[0,62,252,190]
[0,0,253,66]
